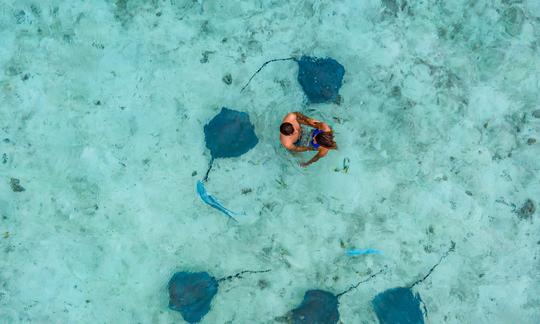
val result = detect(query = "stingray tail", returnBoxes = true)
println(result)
[336,266,387,299]
[217,269,271,283]
[408,241,455,289]
[240,57,297,92]
[203,157,214,182]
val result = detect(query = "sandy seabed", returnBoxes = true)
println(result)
[1,1,539,323]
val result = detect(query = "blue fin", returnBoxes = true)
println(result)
[346,248,382,256]
[196,181,238,221]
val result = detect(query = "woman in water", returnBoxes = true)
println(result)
[279,112,337,167]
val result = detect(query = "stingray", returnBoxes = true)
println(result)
[198,107,258,219]
[167,269,270,323]
[372,287,425,324]
[241,56,345,104]
[370,242,456,324]
[168,272,218,324]
[290,290,340,324]
[277,268,387,324]
[202,107,259,181]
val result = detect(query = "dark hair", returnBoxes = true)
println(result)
[280,122,294,135]
[315,131,337,149]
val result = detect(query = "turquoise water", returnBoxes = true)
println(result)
[1,1,539,323]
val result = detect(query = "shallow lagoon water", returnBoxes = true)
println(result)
[1,1,539,323]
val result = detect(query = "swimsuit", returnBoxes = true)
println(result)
[310,129,324,149]
[294,126,323,149]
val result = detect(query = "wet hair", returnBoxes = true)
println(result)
[280,122,294,135]
[315,131,337,149]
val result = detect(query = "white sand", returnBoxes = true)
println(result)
[0,0,539,323]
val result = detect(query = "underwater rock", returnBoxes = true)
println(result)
[200,50,215,63]
[297,56,345,104]
[257,279,269,290]
[382,0,407,15]
[517,199,535,221]
[372,287,425,324]
[527,138,536,145]
[222,73,232,85]
[291,289,339,324]
[241,188,252,195]
[10,178,25,192]
[168,271,219,323]
[502,6,525,36]
[14,10,26,24]
[532,109,540,118]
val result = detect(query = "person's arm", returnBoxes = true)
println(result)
[294,112,319,127]
[288,145,316,152]
[300,151,323,167]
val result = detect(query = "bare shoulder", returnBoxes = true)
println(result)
[283,113,296,122]
[319,122,332,131]
[284,144,296,151]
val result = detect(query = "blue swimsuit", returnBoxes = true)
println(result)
[310,129,324,149]
[294,127,324,148]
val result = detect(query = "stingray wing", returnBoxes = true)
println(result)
[204,107,259,159]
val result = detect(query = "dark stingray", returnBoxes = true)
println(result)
[370,242,454,324]
[168,269,270,323]
[277,269,387,324]
[241,56,345,104]
[203,107,258,181]
[297,56,345,103]
[168,272,218,324]
[281,243,453,324]
[372,287,425,324]
[290,290,340,324]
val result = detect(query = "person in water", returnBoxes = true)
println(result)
[280,112,337,167]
